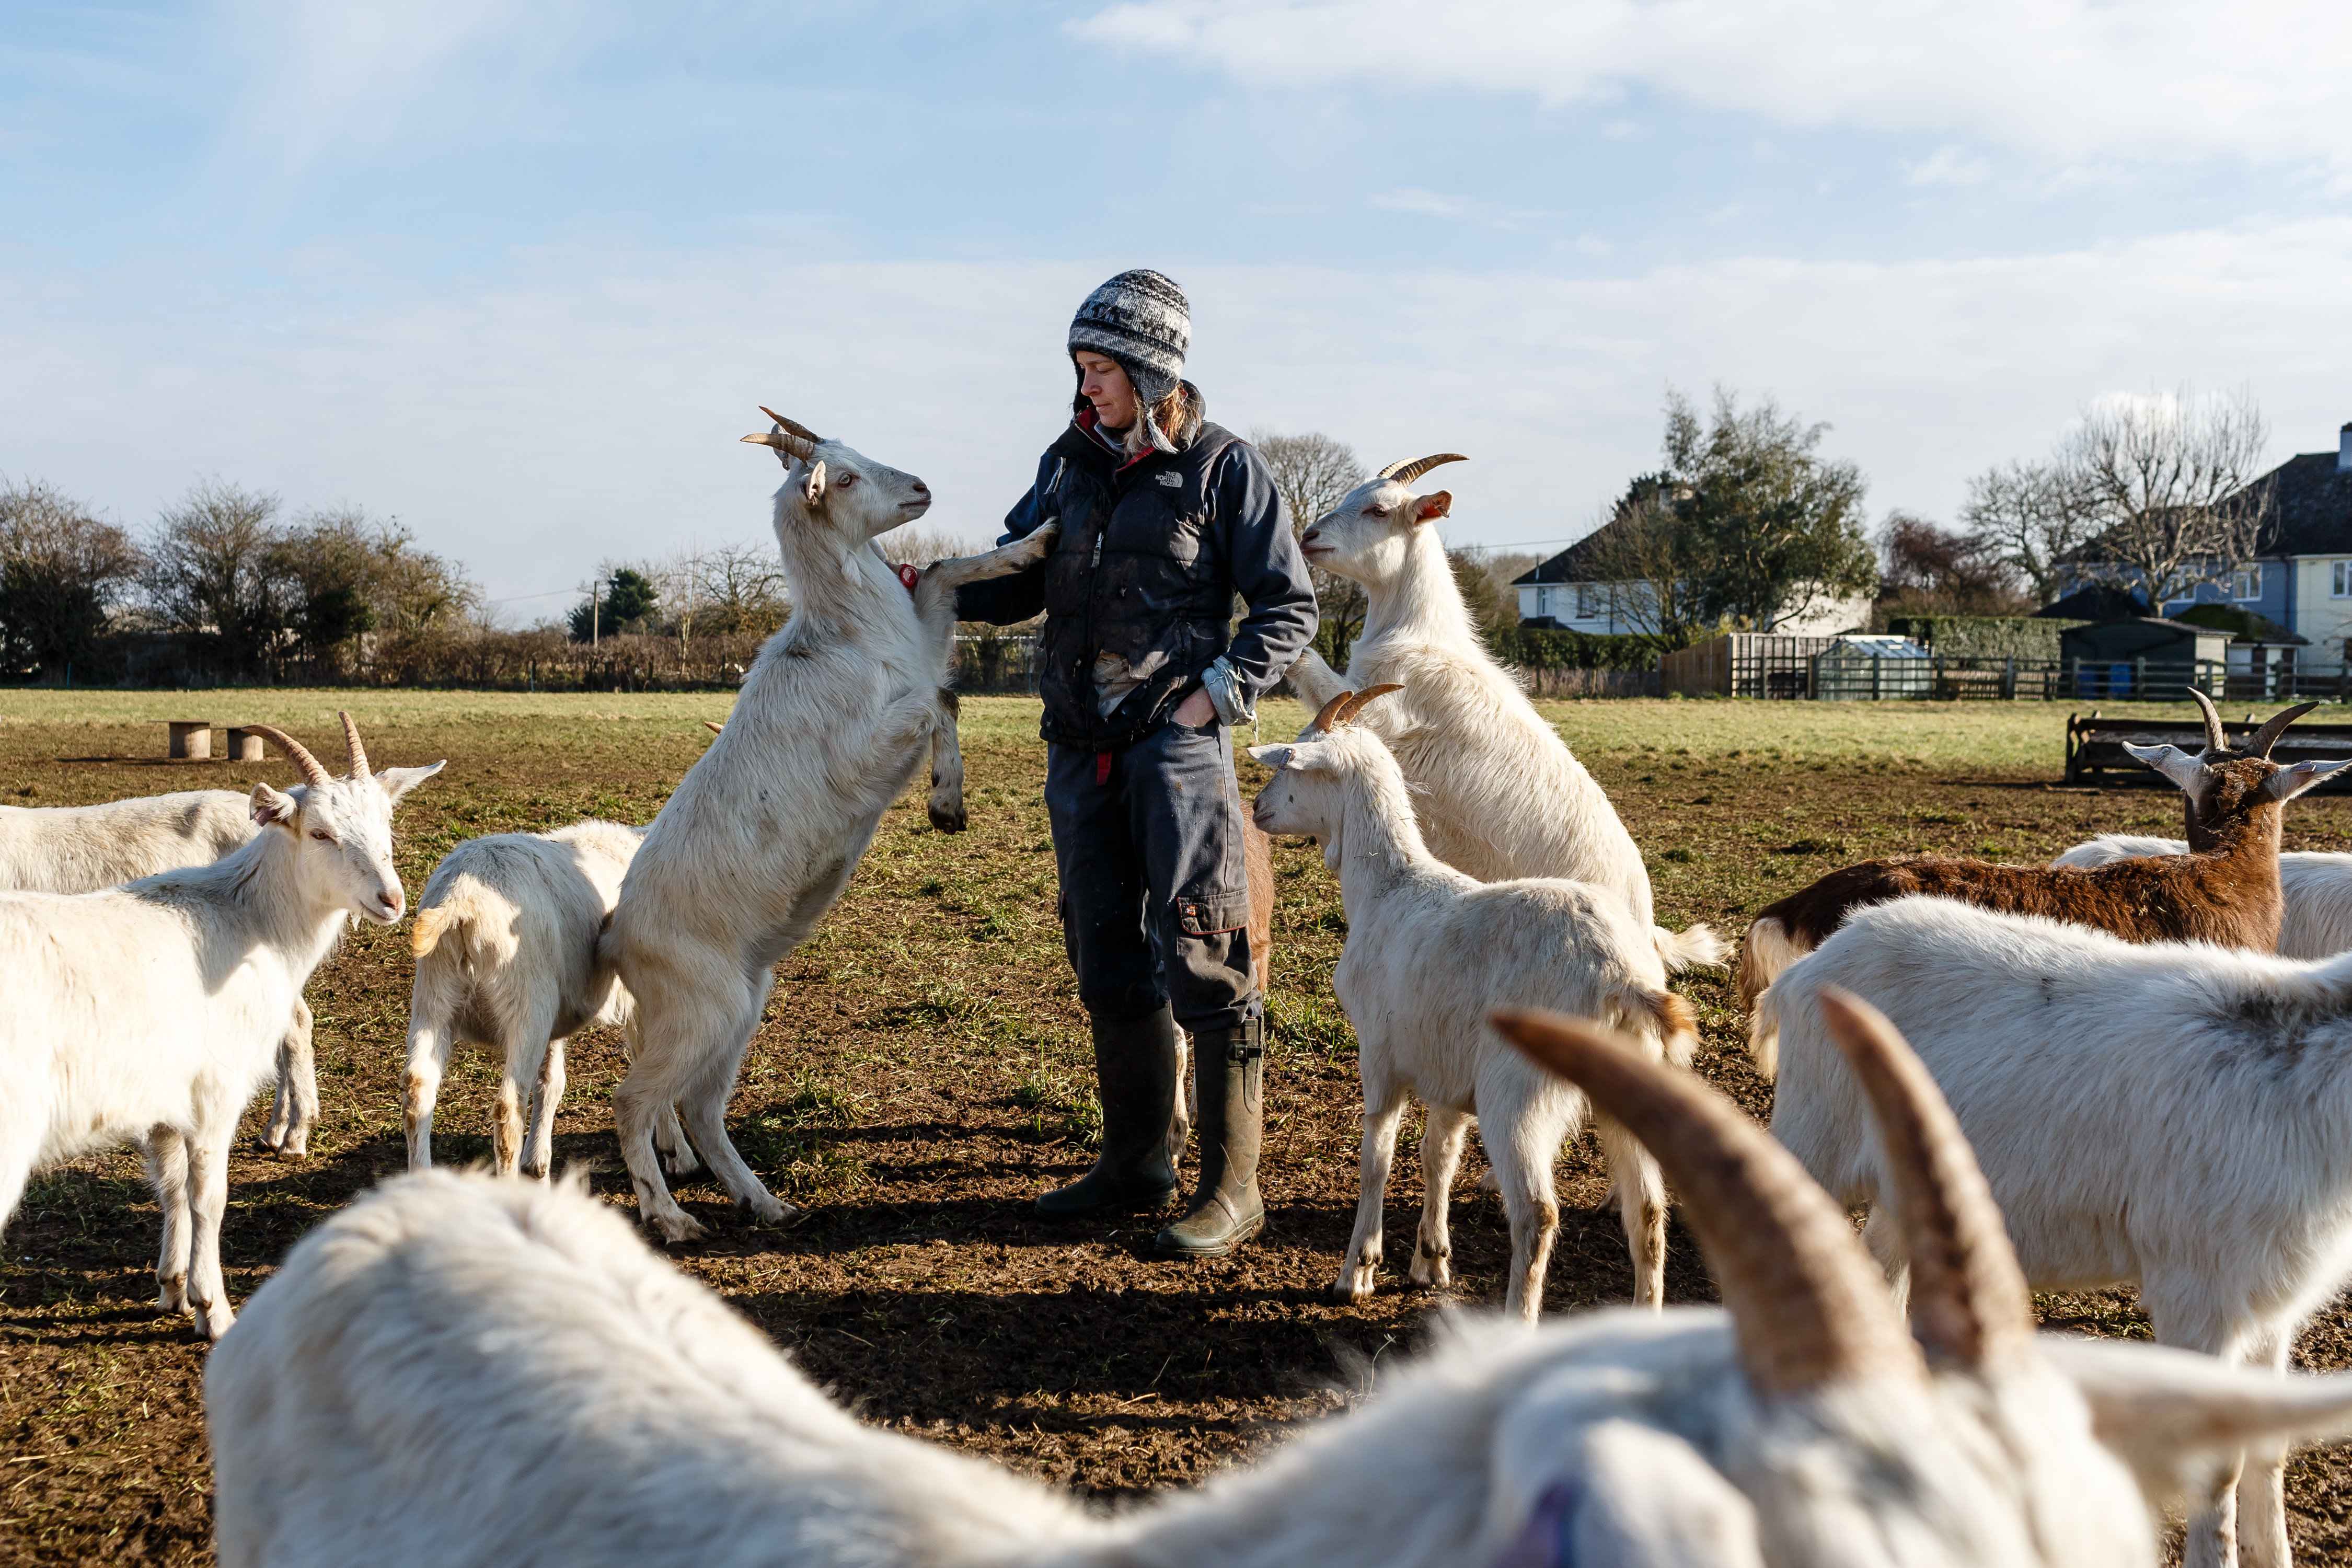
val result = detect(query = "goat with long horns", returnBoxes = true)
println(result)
[1738,692,2352,1021]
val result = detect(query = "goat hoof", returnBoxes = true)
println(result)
[927,805,968,833]
[743,1192,795,1226]
[650,1212,708,1245]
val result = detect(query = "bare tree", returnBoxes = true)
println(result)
[143,479,291,675]
[1965,388,2272,610]
[1875,510,2026,617]
[873,525,985,567]
[2066,388,2273,608]
[1253,429,1370,663]
[1958,459,2102,606]
[0,478,145,677]
[694,542,791,638]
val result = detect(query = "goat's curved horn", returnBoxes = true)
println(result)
[338,710,370,781]
[704,720,724,735]
[1491,1007,1921,1397]
[1815,989,2034,1373]
[1310,690,1355,733]
[245,724,333,789]
[1375,453,1467,486]
[2186,687,2231,754]
[739,406,820,461]
[2247,701,2321,760]
[760,407,825,447]
[1334,683,1403,727]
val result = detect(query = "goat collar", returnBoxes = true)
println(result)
[895,562,920,594]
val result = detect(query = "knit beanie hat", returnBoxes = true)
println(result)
[1068,270,1190,452]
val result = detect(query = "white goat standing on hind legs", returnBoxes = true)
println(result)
[0,715,440,1339]
[1285,453,1722,975]
[599,408,1054,1243]
[1250,686,1696,1318]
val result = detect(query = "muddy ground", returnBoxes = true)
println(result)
[7,696,2352,1563]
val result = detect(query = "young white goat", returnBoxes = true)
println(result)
[0,787,321,1156]
[599,410,1054,1241]
[1250,687,1696,1319]
[0,716,438,1338]
[403,819,645,1179]
[206,997,2352,1568]
[1758,897,2352,1568]
[2054,833,2352,959]
[1286,455,1722,974]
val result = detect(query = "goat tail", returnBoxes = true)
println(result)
[1653,921,1728,973]
[1747,974,1788,1081]
[409,903,460,959]
[1735,916,1809,1014]
[1639,986,1701,1070]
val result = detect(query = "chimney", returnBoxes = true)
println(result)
[2341,421,2351,474]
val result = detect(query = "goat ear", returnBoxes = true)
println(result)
[2040,1338,2352,1502]
[249,782,299,830]
[802,459,828,506]
[374,760,445,806]
[2266,757,2352,802]
[1246,744,1293,768]
[1412,490,1452,524]
[2123,743,2207,794]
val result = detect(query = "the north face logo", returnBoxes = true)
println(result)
[1156,471,1182,487]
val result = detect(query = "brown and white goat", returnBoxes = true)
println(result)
[1737,693,2352,1010]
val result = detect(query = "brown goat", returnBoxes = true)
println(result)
[1736,694,2352,1008]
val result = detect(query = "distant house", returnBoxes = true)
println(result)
[1509,517,1871,638]
[2060,421,2352,674]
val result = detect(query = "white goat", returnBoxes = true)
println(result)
[207,998,2352,1568]
[2055,833,2352,959]
[599,409,1054,1241]
[0,787,252,890]
[0,717,438,1338]
[1250,687,1693,1318]
[1757,896,2352,1568]
[1286,454,1722,975]
[403,819,645,1180]
[0,786,322,1157]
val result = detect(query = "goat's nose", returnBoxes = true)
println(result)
[378,889,401,913]
[910,480,930,496]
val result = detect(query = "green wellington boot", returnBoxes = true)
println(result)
[1155,1017,1265,1258]
[1035,1006,1181,1219]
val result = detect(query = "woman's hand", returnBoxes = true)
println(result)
[1172,688,1217,728]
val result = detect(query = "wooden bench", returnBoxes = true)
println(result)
[2065,709,2352,791]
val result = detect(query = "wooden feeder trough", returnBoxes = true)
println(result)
[166,720,215,760]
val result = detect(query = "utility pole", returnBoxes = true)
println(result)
[591,580,600,648]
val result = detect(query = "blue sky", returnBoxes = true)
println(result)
[6,0,2350,608]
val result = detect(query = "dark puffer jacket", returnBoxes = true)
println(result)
[958,391,1319,751]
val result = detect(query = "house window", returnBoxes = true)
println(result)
[1575,583,1598,619]
[2334,562,2352,599]
[2230,563,2263,601]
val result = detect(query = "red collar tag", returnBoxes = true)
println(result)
[896,563,920,594]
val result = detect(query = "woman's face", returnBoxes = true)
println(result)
[1075,351,1138,432]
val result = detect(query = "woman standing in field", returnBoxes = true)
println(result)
[958,271,1319,1258]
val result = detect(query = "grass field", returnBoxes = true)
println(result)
[6,689,2352,1563]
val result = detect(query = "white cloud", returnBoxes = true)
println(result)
[1371,187,1475,217]
[1075,0,2352,174]
[4,221,2350,598]
[1904,144,1991,188]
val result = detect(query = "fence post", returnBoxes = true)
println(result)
[2134,656,2145,698]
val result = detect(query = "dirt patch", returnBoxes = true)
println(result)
[5,700,2352,1563]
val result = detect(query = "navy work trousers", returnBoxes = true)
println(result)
[1046,718,1261,1034]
